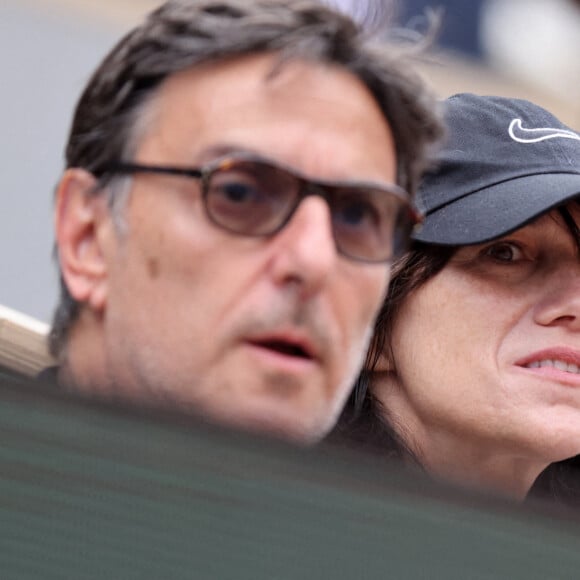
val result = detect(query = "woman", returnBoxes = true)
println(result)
[336,93,580,503]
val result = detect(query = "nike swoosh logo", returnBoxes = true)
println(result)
[508,118,580,143]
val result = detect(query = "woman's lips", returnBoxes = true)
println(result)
[516,347,580,369]
[524,359,580,374]
[515,348,580,384]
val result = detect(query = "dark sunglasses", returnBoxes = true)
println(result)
[104,154,422,263]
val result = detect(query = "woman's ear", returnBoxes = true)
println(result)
[374,348,395,373]
[55,168,113,312]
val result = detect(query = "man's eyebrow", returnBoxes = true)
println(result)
[194,143,261,164]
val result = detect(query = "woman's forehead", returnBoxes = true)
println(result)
[474,200,580,256]
[504,200,580,237]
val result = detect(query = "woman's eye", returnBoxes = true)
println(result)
[483,242,524,263]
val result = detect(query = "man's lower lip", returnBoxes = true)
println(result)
[244,343,317,372]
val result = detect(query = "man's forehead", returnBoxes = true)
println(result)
[154,52,373,108]
[134,52,395,182]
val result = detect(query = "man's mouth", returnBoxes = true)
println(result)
[248,339,315,361]
[254,339,313,360]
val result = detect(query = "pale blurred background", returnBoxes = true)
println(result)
[1,0,579,324]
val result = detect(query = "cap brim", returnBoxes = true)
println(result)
[413,172,580,246]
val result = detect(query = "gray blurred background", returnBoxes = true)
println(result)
[1,0,579,323]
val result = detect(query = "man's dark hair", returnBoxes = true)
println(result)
[50,0,444,359]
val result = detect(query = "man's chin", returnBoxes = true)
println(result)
[205,401,332,445]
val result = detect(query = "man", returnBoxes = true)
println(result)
[48,0,442,442]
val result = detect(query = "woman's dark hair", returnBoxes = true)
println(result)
[49,0,444,360]
[528,202,580,507]
[529,457,580,508]
[331,241,455,463]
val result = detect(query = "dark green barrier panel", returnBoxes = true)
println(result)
[1,374,580,579]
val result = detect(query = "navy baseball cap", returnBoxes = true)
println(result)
[413,93,580,245]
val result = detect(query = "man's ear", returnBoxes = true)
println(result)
[55,169,114,313]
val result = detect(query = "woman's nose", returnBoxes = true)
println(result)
[533,263,580,331]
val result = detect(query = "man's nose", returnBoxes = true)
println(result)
[268,196,338,299]
[534,264,580,330]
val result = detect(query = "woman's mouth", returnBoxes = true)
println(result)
[525,359,580,374]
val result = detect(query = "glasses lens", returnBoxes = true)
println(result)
[330,187,413,262]
[205,160,298,235]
